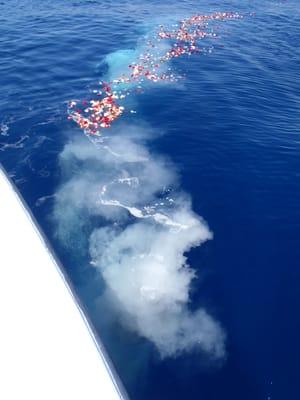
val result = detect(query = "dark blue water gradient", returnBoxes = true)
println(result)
[1,1,300,399]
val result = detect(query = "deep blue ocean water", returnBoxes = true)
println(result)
[1,1,300,399]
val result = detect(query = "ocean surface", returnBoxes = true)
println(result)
[1,1,300,399]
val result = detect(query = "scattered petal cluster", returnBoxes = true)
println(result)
[68,12,243,136]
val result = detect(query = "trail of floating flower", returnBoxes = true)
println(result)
[68,12,243,136]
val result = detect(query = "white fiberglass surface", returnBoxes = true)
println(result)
[0,168,125,400]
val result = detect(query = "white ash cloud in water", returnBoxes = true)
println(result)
[53,15,243,358]
[53,123,225,359]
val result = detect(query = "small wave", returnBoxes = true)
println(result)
[0,135,29,152]
[35,194,56,207]
[0,122,9,136]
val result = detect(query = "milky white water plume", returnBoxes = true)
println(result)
[52,12,246,359]
[53,125,225,359]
